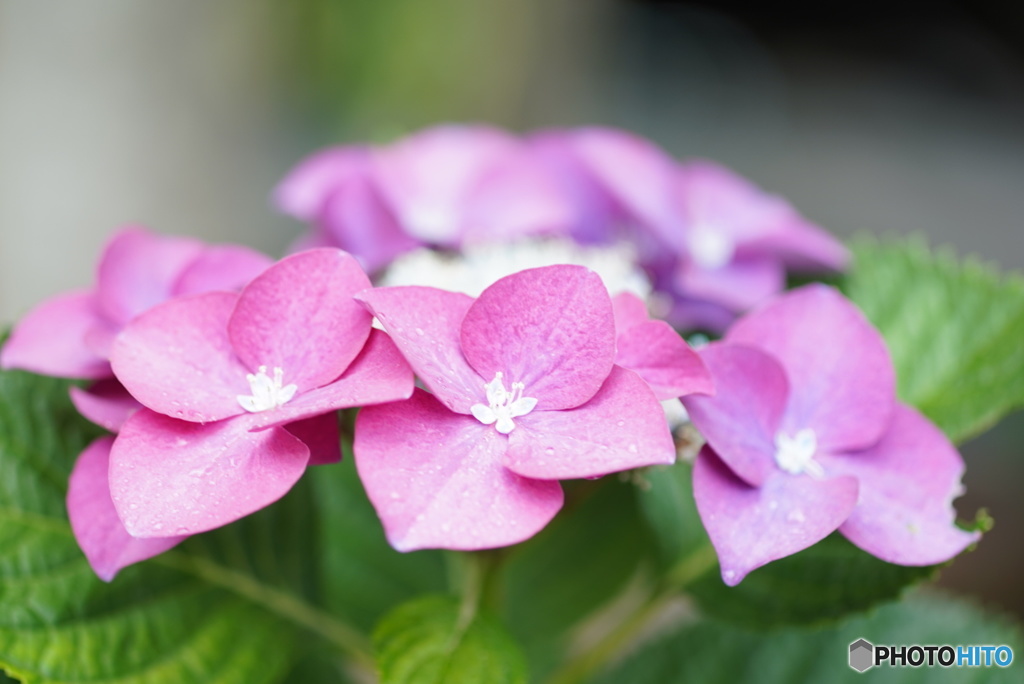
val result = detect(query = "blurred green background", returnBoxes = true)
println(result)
[1,0,1021,620]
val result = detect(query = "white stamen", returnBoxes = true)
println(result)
[470,372,537,434]
[237,366,298,413]
[689,228,734,270]
[774,428,824,478]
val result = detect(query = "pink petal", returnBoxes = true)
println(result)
[611,292,650,332]
[229,249,372,393]
[69,379,141,433]
[172,245,273,296]
[681,343,788,487]
[1,290,109,378]
[274,146,370,220]
[461,148,574,242]
[284,412,341,466]
[109,410,310,537]
[726,284,895,453]
[356,286,483,414]
[354,389,564,551]
[372,125,520,244]
[572,127,684,248]
[67,437,186,581]
[693,446,858,586]
[319,174,420,273]
[505,365,675,479]
[111,292,249,423]
[747,220,850,272]
[675,255,784,313]
[460,265,616,411]
[248,329,414,429]
[615,320,714,400]
[830,404,981,565]
[528,132,616,244]
[676,160,792,243]
[94,227,204,325]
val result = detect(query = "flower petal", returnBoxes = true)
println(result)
[746,220,850,272]
[69,378,141,433]
[372,125,520,244]
[274,146,370,220]
[109,410,310,537]
[356,286,482,414]
[111,291,249,422]
[460,265,616,411]
[682,343,788,487]
[284,412,341,466]
[319,174,420,273]
[726,284,895,453]
[0,290,109,378]
[830,404,981,565]
[675,255,784,313]
[693,446,858,586]
[506,365,675,479]
[229,249,372,393]
[611,292,650,332]
[249,329,414,429]
[615,319,714,400]
[67,436,186,581]
[354,389,564,551]
[95,227,204,324]
[172,245,273,296]
[461,147,574,242]
[572,127,684,249]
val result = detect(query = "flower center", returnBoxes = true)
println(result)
[470,372,538,434]
[237,366,298,413]
[689,229,734,270]
[773,428,824,477]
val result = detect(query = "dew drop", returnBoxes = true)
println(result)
[628,444,638,453]
[390,491,402,500]
[787,509,806,523]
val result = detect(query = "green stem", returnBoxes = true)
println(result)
[545,544,717,684]
[156,552,375,671]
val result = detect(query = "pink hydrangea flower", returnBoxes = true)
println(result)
[681,285,979,585]
[353,265,708,552]
[1,226,273,378]
[97,249,413,539]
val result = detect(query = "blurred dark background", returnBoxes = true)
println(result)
[1,0,1021,619]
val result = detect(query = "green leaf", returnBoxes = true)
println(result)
[498,478,658,676]
[374,595,527,684]
[595,592,1023,684]
[843,237,1024,443]
[0,367,364,683]
[310,431,447,633]
[689,533,937,630]
[638,461,708,567]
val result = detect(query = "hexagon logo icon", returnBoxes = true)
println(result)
[849,638,874,672]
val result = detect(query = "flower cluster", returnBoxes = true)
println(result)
[276,125,848,331]
[0,125,978,587]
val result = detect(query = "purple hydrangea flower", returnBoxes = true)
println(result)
[566,129,849,330]
[98,249,413,539]
[682,284,979,585]
[353,265,708,552]
[276,125,574,270]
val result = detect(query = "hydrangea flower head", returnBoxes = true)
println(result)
[100,248,414,538]
[682,284,979,585]
[0,226,272,379]
[354,265,709,552]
